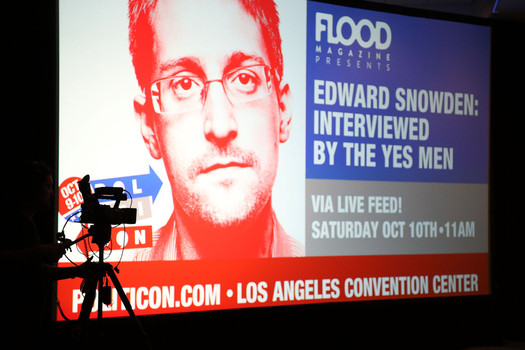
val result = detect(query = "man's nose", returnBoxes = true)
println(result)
[203,82,238,146]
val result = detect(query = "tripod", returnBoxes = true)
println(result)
[76,223,152,349]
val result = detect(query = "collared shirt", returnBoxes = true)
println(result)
[135,211,304,261]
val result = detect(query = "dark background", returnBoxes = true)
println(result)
[5,1,523,348]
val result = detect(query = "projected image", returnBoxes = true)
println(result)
[129,0,303,260]
[57,0,490,319]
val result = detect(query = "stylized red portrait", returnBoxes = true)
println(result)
[129,0,304,260]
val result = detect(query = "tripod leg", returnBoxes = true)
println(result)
[97,273,104,321]
[105,264,152,349]
[78,276,98,323]
[75,274,98,340]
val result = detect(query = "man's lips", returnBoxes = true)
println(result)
[188,148,257,180]
[200,161,250,174]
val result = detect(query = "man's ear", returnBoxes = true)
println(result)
[134,93,162,160]
[278,81,292,143]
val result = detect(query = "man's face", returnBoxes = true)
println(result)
[141,0,290,228]
[36,175,54,211]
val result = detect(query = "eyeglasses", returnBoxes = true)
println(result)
[150,64,273,114]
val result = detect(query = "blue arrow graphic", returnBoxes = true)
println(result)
[90,166,163,203]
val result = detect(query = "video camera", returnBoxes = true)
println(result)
[77,175,137,247]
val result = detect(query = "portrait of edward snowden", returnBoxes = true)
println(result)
[128,0,305,260]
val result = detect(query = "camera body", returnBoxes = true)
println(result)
[78,175,137,247]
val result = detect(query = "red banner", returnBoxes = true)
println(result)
[56,253,489,320]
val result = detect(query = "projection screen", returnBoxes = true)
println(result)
[57,0,490,319]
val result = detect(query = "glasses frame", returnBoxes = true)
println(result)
[149,64,273,115]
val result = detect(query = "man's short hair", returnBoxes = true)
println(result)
[128,0,284,91]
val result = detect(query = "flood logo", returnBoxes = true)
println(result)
[315,12,392,50]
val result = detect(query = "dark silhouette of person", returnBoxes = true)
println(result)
[0,161,88,346]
